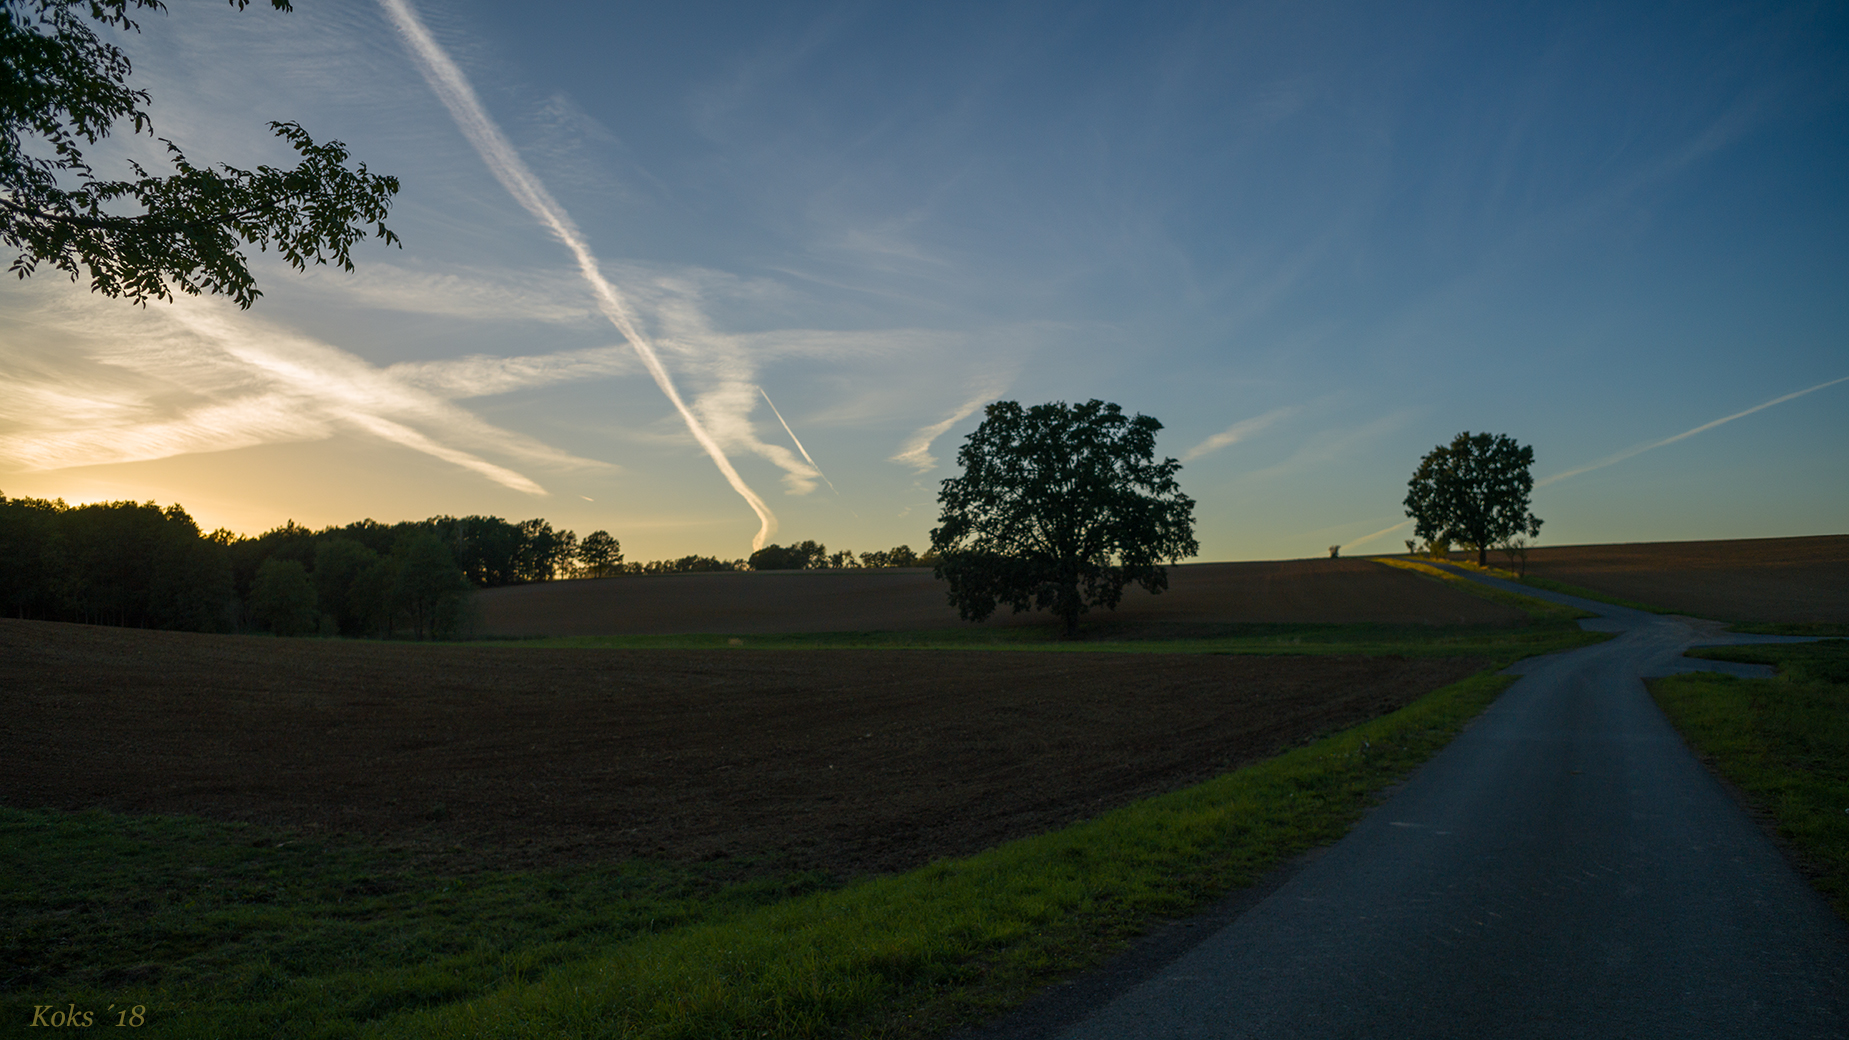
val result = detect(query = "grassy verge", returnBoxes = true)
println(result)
[4,655,1572,1039]
[1,812,836,1038]
[474,620,1604,659]
[1367,557,1597,622]
[1384,556,1839,633]
[1510,573,1673,613]
[1726,621,1849,637]
[1649,640,1849,920]
[1374,555,1674,614]
[387,668,1524,1040]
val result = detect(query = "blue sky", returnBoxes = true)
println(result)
[1,0,1844,561]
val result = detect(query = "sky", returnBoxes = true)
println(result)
[1,0,1845,562]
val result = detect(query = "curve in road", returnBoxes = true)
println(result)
[1041,567,1848,1039]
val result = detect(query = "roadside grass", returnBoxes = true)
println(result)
[1378,555,1674,614]
[1649,640,1849,920]
[1383,556,1844,635]
[1366,557,1598,622]
[475,620,1604,659]
[1,811,835,1038]
[3,651,1580,1039]
[1508,573,1673,613]
[1727,621,1849,638]
[370,668,1526,1040]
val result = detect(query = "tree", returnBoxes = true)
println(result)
[147,503,231,631]
[250,556,315,636]
[576,529,622,578]
[514,518,576,582]
[748,540,826,571]
[929,399,1198,637]
[312,535,377,635]
[2,0,399,308]
[1500,535,1532,578]
[394,530,472,640]
[1403,432,1543,568]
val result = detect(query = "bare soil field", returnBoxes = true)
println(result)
[1511,534,1849,622]
[0,619,1485,876]
[475,557,1527,638]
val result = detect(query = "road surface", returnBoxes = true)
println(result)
[1042,568,1847,1039]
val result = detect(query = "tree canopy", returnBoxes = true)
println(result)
[1,0,399,307]
[1403,431,1543,567]
[748,540,827,571]
[929,399,1198,637]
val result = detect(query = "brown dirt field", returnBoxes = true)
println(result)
[1510,534,1849,622]
[474,557,1527,637]
[0,619,1485,876]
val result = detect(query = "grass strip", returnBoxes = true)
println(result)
[1400,557,1675,613]
[1,814,837,1039]
[1649,640,1849,920]
[321,667,1525,1040]
[1366,557,1595,622]
[1509,574,1673,613]
[1403,558,1836,632]
[1725,621,1849,637]
[473,621,1604,659]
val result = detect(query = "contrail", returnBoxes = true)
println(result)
[759,387,836,494]
[378,0,778,549]
[891,389,1000,472]
[1538,374,1849,487]
[1343,518,1415,554]
[1181,405,1300,462]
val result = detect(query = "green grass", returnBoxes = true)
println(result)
[4,660,1561,1039]
[1510,573,1673,613]
[1650,640,1849,920]
[1379,555,1680,614]
[1367,557,1598,622]
[1390,556,1844,633]
[377,669,1525,1040]
[1,813,837,1039]
[1726,621,1849,637]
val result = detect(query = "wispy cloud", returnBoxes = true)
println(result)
[1538,375,1849,487]
[1181,405,1300,462]
[0,293,607,494]
[1245,410,1418,482]
[1342,517,1415,553]
[294,262,601,325]
[379,0,782,548]
[890,388,1003,473]
[386,344,636,399]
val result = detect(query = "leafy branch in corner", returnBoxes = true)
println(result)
[0,0,399,307]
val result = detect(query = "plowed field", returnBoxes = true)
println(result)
[1511,534,1849,622]
[0,619,1485,876]
[474,557,1527,638]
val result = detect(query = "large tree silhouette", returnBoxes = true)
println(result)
[930,399,1197,637]
[1404,431,1543,567]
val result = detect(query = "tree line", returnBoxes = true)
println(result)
[0,493,935,638]
[746,541,930,571]
[0,497,597,638]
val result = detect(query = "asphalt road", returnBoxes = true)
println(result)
[1050,567,1848,1039]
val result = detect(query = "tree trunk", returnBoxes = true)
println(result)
[1478,545,1487,567]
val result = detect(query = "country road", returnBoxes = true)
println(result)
[1031,568,1848,1039]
